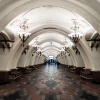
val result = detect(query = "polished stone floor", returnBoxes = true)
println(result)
[0,63,100,100]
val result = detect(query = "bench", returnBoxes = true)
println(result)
[8,69,22,80]
[71,67,85,74]
[17,67,32,74]
[80,69,93,80]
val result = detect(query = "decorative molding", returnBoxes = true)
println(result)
[97,0,100,3]
[42,5,54,9]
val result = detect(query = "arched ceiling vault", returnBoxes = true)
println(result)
[27,28,75,56]
[40,43,61,50]
[0,0,99,31]
[35,37,64,46]
[41,46,61,54]
[43,48,60,54]
[42,50,59,57]
[38,45,61,57]
[0,0,98,57]
[27,27,75,57]
[42,47,60,53]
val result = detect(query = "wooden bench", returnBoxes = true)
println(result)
[70,66,76,72]
[17,67,32,74]
[8,69,22,80]
[66,65,74,71]
[71,67,85,74]
[80,69,93,80]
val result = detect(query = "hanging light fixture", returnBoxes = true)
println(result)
[22,45,29,55]
[68,19,83,44]
[19,31,31,47]
[33,46,38,52]
[68,32,82,44]
[17,18,31,47]
[62,37,69,51]
[63,37,67,45]
[33,37,40,50]
[11,18,31,47]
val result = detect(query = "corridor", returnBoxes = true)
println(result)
[0,64,100,100]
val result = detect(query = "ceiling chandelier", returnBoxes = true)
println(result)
[33,37,39,48]
[68,19,84,44]
[62,37,69,51]
[19,32,31,47]
[18,18,31,47]
[63,37,67,45]
[68,32,82,44]
[10,18,31,47]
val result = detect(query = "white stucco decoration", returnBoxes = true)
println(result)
[97,0,100,3]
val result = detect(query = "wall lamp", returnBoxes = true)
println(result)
[0,33,14,51]
[22,45,29,55]
[72,46,80,55]
[63,47,70,57]
[11,18,31,47]
[86,33,100,51]
[19,32,31,47]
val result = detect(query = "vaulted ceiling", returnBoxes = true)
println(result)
[5,6,93,57]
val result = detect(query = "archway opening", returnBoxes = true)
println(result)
[46,55,56,64]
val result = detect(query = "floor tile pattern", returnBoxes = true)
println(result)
[0,63,100,100]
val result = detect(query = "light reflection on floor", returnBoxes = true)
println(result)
[45,63,57,77]
[0,63,100,100]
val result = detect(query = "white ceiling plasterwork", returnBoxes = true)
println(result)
[5,6,95,57]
